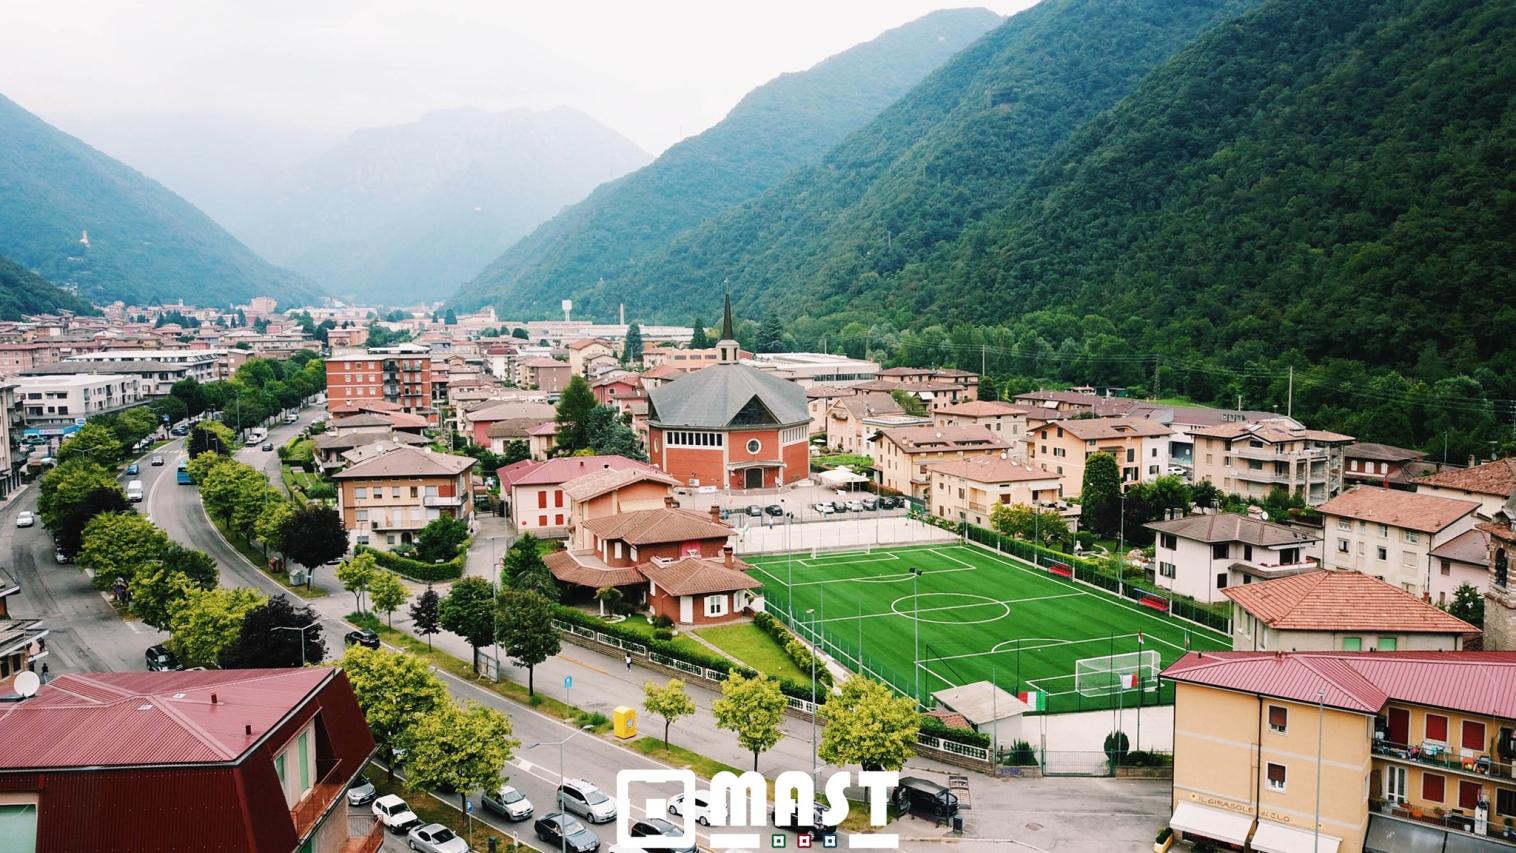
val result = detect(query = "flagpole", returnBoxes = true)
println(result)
[1136,631,1143,752]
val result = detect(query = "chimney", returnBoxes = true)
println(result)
[210,693,218,705]
[709,504,721,524]
[723,546,734,567]
[244,723,252,736]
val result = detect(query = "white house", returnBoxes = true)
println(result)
[1147,513,1323,605]
[1316,486,1480,599]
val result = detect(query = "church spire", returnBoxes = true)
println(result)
[717,290,739,365]
[720,290,735,341]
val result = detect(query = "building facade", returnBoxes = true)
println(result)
[1148,513,1322,605]
[1024,416,1172,497]
[926,456,1064,529]
[1224,570,1474,653]
[873,425,1011,500]
[14,374,144,427]
[1190,418,1355,505]
[325,344,433,422]
[330,446,474,550]
[1318,486,1480,598]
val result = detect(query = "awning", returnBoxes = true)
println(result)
[1169,802,1254,846]
[1251,820,1341,853]
[817,467,868,487]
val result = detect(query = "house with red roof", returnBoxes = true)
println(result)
[0,667,378,853]
[1223,569,1475,653]
[1418,456,1516,521]
[1318,486,1481,599]
[499,455,662,538]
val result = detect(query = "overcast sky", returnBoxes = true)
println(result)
[0,1,1035,154]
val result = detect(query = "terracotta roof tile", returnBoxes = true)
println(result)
[1428,527,1490,565]
[498,455,659,488]
[543,550,644,588]
[934,400,1031,417]
[1048,416,1171,441]
[582,507,733,546]
[1221,570,1475,634]
[1317,486,1479,533]
[1146,514,1318,547]
[877,425,1010,453]
[561,467,678,502]
[1345,442,1426,463]
[330,446,474,479]
[640,556,761,596]
[1418,457,1516,497]
[924,455,1058,484]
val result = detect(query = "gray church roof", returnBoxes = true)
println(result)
[647,363,808,429]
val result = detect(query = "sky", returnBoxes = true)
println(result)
[0,1,1036,155]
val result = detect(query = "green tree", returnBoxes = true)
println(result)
[169,587,265,667]
[278,503,349,586]
[38,459,128,557]
[127,563,197,630]
[756,313,786,353]
[554,375,598,452]
[818,675,920,771]
[255,499,295,557]
[369,570,409,628]
[341,645,449,779]
[495,588,559,695]
[337,551,379,613]
[171,378,207,416]
[440,577,497,673]
[415,515,469,563]
[218,596,326,668]
[623,322,644,363]
[989,502,1070,547]
[56,422,123,468]
[1191,480,1221,510]
[501,438,530,465]
[78,511,170,591]
[511,327,529,340]
[712,671,786,771]
[1447,583,1484,628]
[410,585,442,650]
[889,389,926,417]
[643,679,696,748]
[188,420,235,456]
[689,319,710,349]
[501,534,556,598]
[1079,452,1123,538]
[585,405,645,461]
[406,701,519,817]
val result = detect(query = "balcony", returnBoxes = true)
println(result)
[422,493,466,508]
[1372,737,1516,781]
[1232,443,1329,463]
[290,759,346,840]
[339,815,384,853]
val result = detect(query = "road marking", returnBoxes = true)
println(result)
[560,654,607,675]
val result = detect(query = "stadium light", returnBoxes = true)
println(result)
[910,567,924,705]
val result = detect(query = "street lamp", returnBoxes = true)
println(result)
[910,567,923,705]
[806,607,817,779]
[272,619,321,667]
[530,725,594,853]
[1314,688,1325,852]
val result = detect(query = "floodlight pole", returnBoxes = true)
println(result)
[272,620,321,667]
[911,567,923,705]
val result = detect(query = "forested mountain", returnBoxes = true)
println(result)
[0,94,320,308]
[0,256,98,320]
[452,7,1002,315]
[235,107,651,305]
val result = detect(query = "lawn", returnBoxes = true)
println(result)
[606,613,707,658]
[745,543,1229,715]
[695,623,809,682]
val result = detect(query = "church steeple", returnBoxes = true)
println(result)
[717,291,739,365]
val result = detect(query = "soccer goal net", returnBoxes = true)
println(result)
[1074,650,1161,697]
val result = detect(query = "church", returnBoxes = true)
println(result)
[646,296,810,489]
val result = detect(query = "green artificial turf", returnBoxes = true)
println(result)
[746,543,1228,715]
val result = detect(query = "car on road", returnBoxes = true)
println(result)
[763,504,784,517]
[346,774,377,807]
[666,790,716,825]
[145,644,183,671]
[126,480,144,502]
[557,778,616,823]
[533,813,599,853]
[15,511,34,528]
[150,454,165,466]
[481,784,533,821]
[170,425,189,436]
[261,442,274,451]
[744,505,763,518]
[344,629,380,650]
[373,794,422,834]
[812,502,835,515]
[406,822,469,853]
[125,462,140,475]
[770,803,839,842]
[54,548,69,564]
[625,817,696,852]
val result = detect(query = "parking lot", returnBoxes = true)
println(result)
[675,479,910,523]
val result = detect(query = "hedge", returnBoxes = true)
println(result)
[359,542,468,582]
[919,712,991,748]
[752,611,833,687]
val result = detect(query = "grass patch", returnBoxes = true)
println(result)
[696,623,809,682]
[365,761,531,852]
[630,736,747,781]
[209,515,325,599]
[612,614,707,658]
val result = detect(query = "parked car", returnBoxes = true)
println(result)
[406,822,469,853]
[482,784,533,821]
[125,462,140,475]
[763,504,784,517]
[373,794,422,834]
[346,774,377,807]
[15,511,34,528]
[145,644,183,672]
[666,790,716,826]
[150,454,165,466]
[860,497,878,511]
[54,548,69,564]
[893,777,960,819]
[557,778,616,823]
[812,502,835,515]
[770,803,839,842]
[1167,465,1190,477]
[169,425,189,436]
[344,629,380,650]
[844,500,864,512]
[534,813,600,853]
[831,500,849,514]
[626,817,696,852]
[261,442,274,452]
[879,496,902,510]
[744,505,763,518]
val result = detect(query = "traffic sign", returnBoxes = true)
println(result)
[563,675,573,690]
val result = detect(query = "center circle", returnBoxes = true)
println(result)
[890,592,1010,625]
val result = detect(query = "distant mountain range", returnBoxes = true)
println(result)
[0,93,320,308]
[449,7,1003,317]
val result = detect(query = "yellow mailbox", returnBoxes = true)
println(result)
[613,706,638,739]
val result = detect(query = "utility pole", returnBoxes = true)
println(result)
[1152,358,1160,400]
[1287,366,1294,419]
[981,344,986,378]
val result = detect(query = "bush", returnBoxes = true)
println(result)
[919,712,991,748]
[1156,827,1172,844]
[652,627,674,642]
[359,543,467,582]
[755,609,833,687]
[1002,739,1038,767]
[651,613,674,630]
[1119,750,1172,767]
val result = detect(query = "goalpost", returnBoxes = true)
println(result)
[1074,651,1161,697]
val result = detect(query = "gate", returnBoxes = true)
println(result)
[1039,750,1113,777]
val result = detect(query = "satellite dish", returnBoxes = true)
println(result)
[14,671,40,698]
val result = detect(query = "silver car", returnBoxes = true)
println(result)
[558,778,616,823]
[406,822,469,853]
[346,773,376,807]
[482,784,533,821]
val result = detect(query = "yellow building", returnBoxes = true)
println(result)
[1163,650,1516,852]
[871,425,1010,500]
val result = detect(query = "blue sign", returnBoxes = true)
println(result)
[466,799,474,813]
[563,675,573,690]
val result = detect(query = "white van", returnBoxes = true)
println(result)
[126,479,144,502]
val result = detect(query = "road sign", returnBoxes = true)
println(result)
[564,675,573,690]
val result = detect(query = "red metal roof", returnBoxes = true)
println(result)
[1163,651,1516,717]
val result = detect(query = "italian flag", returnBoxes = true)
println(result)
[1018,690,1045,711]
[1121,673,1140,690]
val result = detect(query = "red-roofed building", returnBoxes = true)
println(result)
[0,667,378,853]
[1318,486,1480,598]
[1223,570,1474,652]
[499,455,662,537]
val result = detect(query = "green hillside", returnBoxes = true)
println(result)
[451,7,1002,315]
[0,94,320,308]
[0,256,98,320]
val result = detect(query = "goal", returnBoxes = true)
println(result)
[1074,650,1160,697]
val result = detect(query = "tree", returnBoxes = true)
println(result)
[689,318,709,349]
[38,459,127,557]
[337,551,379,613]
[501,438,530,465]
[643,679,696,748]
[623,322,644,363]
[989,502,1070,548]
[1191,480,1221,510]
[127,563,196,630]
[77,511,170,591]
[511,327,529,340]
[55,422,123,468]
[495,588,559,695]
[585,405,646,461]
[369,570,409,628]
[756,313,786,353]
[889,389,926,417]
[411,585,442,650]
[255,498,295,557]
[406,701,519,816]
[440,577,496,673]
[278,504,349,587]
[415,515,470,563]
[712,672,786,771]
[171,378,207,416]
[1447,583,1485,628]
[170,587,265,667]
[218,596,327,668]
[501,534,556,598]
[188,420,234,456]
[162,541,219,589]
[341,646,449,779]
[818,675,919,771]
[443,308,458,326]
[554,375,597,452]
[1079,452,1123,538]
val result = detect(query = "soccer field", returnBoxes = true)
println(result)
[746,542,1230,715]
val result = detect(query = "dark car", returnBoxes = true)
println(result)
[893,777,959,819]
[763,504,784,517]
[125,462,140,475]
[344,629,380,650]
[533,813,599,853]
[145,644,183,671]
[771,803,839,842]
[744,505,763,518]
[879,496,901,510]
[831,500,849,513]
[628,817,696,853]
[860,497,878,511]
[261,442,273,451]
[170,425,189,436]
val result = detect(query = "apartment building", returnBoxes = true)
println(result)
[1024,416,1171,497]
[1416,457,1516,520]
[932,399,1030,443]
[566,338,617,376]
[873,425,1011,500]
[324,344,433,422]
[926,455,1064,529]
[1225,570,1474,653]
[824,393,906,455]
[1317,486,1480,598]
[23,359,193,397]
[14,374,144,427]
[516,357,571,392]
[1163,650,1516,853]
[499,455,662,537]
[1147,513,1322,605]
[805,385,856,435]
[65,348,221,384]
[0,343,56,376]
[1190,417,1355,505]
[330,446,474,550]
[0,569,48,693]
[1344,442,1432,489]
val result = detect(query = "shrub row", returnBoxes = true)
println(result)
[919,712,991,748]
[752,611,833,686]
[359,543,467,582]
